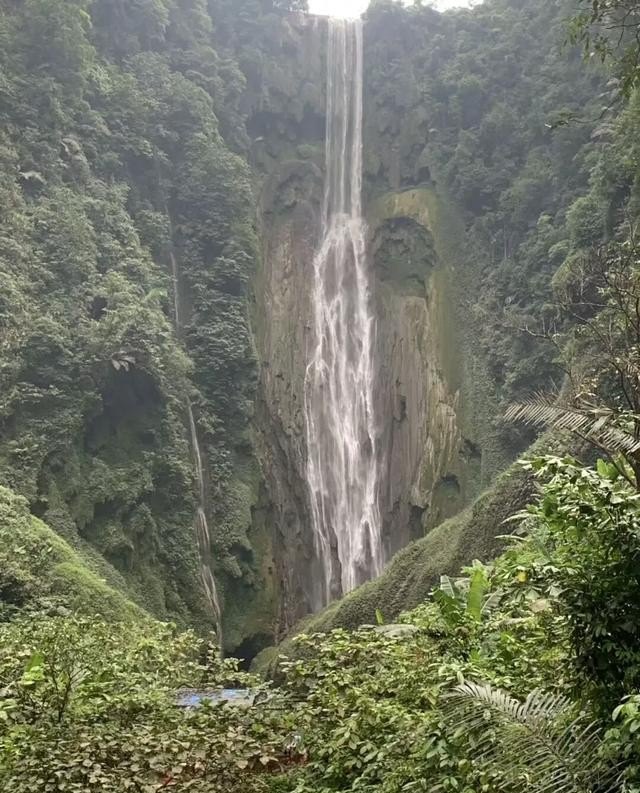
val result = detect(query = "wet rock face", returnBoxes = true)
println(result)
[247,15,493,636]
[252,92,470,633]
[253,193,320,632]
[376,292,462,550]
[369,189,471,556]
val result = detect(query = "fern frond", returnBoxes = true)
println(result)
[505,399,640,455]
[444,682,621,793]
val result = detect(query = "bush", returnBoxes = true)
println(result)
[0,616,290,792]
[522,456,640,711]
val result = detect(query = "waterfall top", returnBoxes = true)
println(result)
[308,0,367,19]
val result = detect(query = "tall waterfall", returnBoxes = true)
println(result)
[168,244,223,641]
[304,18,382,607]
[186,401,223,635]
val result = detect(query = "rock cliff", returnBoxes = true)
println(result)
[245,13,515,646]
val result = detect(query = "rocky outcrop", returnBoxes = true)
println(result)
[253,178,321,632]
[369,187,483,555]
[248,14,327,635]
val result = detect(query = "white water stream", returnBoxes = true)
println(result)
[186,402,223,634]
[304,18,382,606]
[169,245,223,640]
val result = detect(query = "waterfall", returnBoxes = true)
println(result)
[168,243,223,641]
[304,18,382,607]
[186,401,223,634]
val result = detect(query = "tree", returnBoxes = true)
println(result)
[571,0,640,96]
[522,456,640,711]
[506,233,640,489]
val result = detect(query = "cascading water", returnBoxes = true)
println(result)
[168,244,223,642]
[304,18,382,607]
[186,402,223,635]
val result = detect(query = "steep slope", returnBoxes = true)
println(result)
[0,0,615,659]
[0,0,297,648]
[0,485,144,621]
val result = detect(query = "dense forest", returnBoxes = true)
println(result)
[0,0,305,648]
[3,0,640,790]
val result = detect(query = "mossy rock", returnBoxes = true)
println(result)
[371,217,436,296]
[0,485,145,622]
[368,187,434,229]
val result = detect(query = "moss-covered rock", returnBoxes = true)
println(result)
[0,486,144,622]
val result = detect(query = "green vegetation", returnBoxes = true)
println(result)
[0,0,308,649]
[4,0,640,788]
[258,457,640,792]
[0,616,294,792]
[3,457,640,790]
[0,485,143,622]
[570,0,640,97]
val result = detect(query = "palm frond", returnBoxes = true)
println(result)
[505,398,640,455]
[444,682,621,793]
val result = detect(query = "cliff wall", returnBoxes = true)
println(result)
[245,13,514,645]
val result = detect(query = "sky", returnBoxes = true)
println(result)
[308,0,473,17]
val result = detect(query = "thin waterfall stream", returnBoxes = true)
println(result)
[186,402,223,635]
[304,18,382,608]
[168,243,223,644]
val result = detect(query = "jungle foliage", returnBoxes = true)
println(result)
[4,0,640,789]
[0,616,296,792]
[570,0,640,97]
[3,458,640,791]
[0,0,305,638]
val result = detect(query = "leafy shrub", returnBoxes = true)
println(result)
[2,458,639,792]
[0,616,293,792]
[522,457,640,711]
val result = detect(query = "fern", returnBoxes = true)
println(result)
[504,398,640,456]
[444,682,620,793]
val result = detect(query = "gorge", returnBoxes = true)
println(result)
[5,0,640,789]
[0,0,621,657]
